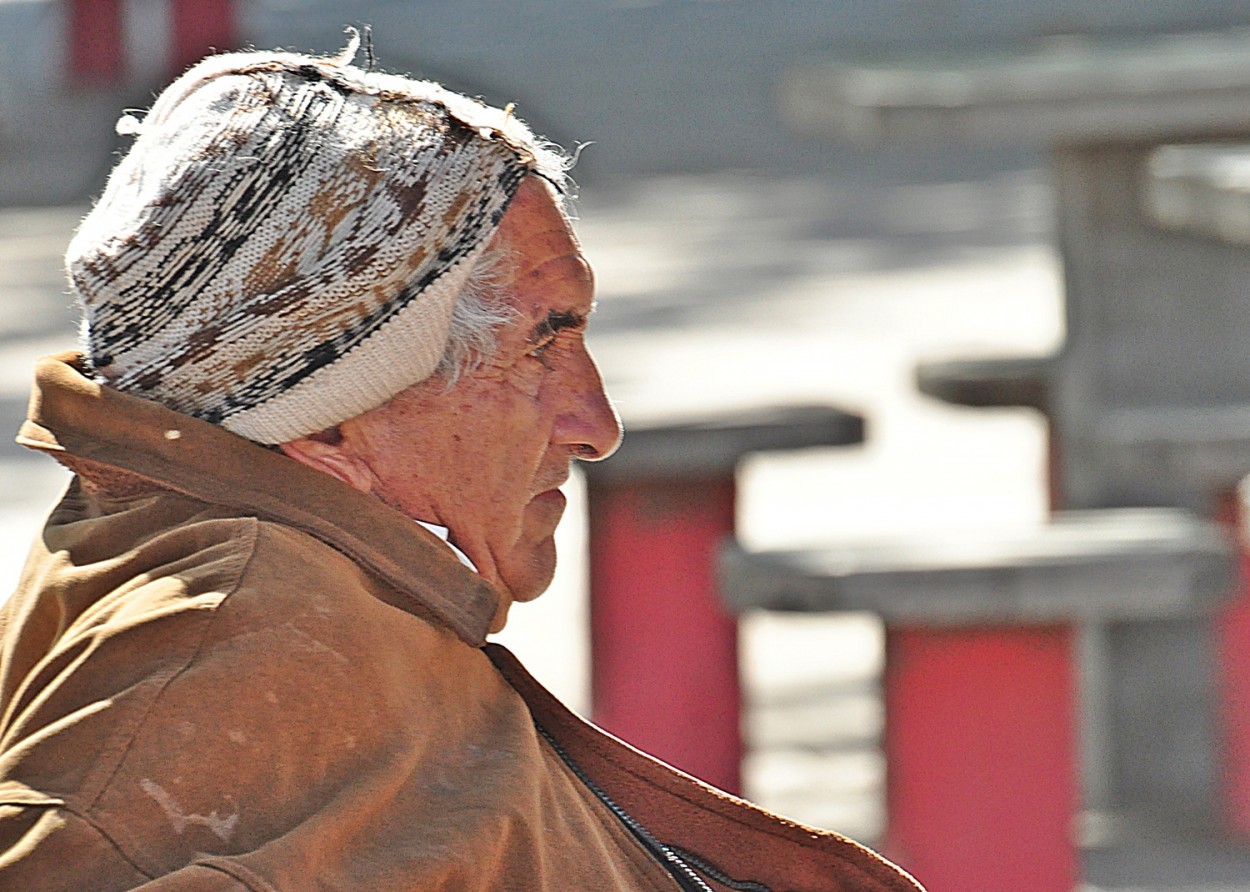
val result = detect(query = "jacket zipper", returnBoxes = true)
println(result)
[536,723,715,892]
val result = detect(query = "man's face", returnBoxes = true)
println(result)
[338,177,622,608]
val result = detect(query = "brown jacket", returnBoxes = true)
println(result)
[0,353,923,891]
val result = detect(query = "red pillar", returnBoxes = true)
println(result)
[67,0,126,86]
[884,625,1078,892]
[1215,488,1250,839]
[170,0,237,75]
[587,475,742,794]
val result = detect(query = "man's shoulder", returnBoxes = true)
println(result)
[0,489,478,857]
[211,515,459,662]
[28,484,435,637]
[3,488,460,754]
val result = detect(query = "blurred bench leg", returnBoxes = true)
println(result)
[584,406,865,796]
[884,625,1078,892]
[587,475,742,794]
[68,0,126,86]
[1217,485,1250,840]
[170,0,236,75]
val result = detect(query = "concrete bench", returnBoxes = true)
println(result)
[1140,142,1250,840]
[780,28,1250,507]
[720,508,1234,892]
[1146,142,1250,244]
[779,28,1250,834]
[915,354,1052,414]
[781,29,1250,149]
[582,403,864,795]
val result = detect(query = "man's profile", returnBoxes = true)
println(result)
[0,36,922,890]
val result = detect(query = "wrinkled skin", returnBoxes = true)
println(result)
[281,177,622,621]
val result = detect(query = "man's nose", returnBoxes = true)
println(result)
[553,346,622,462]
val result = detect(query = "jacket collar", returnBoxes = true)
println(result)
[17,352,502,646]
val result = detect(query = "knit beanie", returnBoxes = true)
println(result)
[66,35,569,444]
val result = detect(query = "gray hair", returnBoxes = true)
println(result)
[434,245,517,386]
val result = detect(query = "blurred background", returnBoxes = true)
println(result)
[7,2,1250,889]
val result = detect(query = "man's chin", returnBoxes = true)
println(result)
[494,496,567,606]
[502,535,558,604]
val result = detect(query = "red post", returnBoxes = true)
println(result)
[884,625,1078,892]
[67,0,126,86]
[587,475,742,794]
[1215,487,1250,839]
[170,0,236,75]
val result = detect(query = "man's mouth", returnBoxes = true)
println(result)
[531,466,570,500]
[531,487,567,508]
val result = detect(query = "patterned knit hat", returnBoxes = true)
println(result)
[66,36,569,444]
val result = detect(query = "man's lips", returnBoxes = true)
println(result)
[529,469,569,515]
[531,466,570,500]
[531,487,567,508]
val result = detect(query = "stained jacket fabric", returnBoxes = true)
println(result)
[0,352,924,891]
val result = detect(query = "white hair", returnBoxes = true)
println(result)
[434,245,517,386]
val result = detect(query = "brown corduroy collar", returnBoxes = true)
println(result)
[16,351,502,646]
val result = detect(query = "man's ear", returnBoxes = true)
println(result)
[279,435,377,494]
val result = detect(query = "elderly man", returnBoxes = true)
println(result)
[0,41,922,891]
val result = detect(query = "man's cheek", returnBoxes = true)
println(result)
[502,359,547,400]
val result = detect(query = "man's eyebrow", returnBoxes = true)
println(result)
[530,310,586,340]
